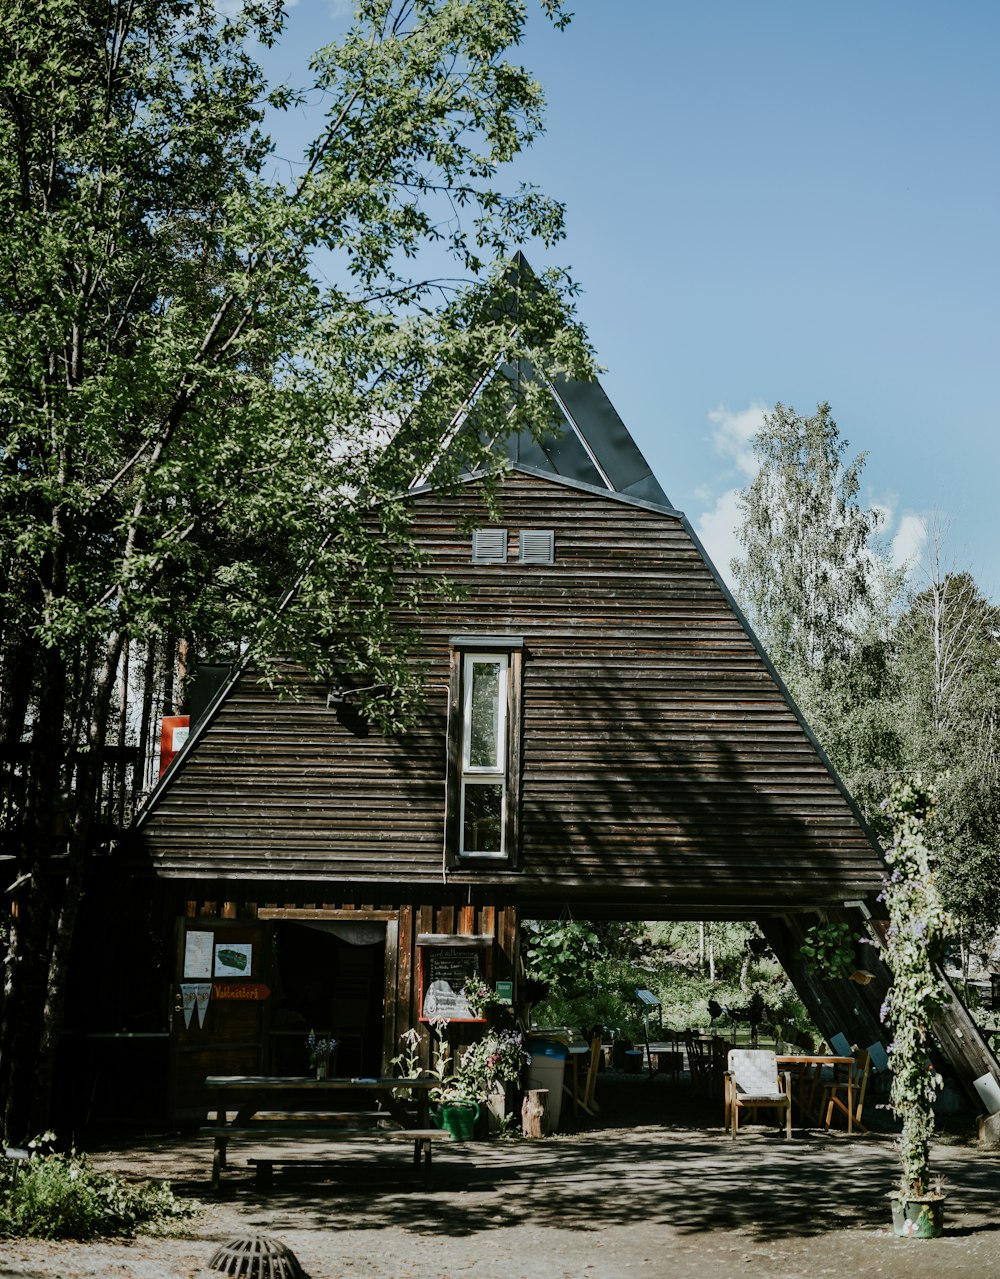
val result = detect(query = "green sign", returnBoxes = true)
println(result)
[495,980,513,1006]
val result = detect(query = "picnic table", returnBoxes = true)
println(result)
[201,1074,442,1188]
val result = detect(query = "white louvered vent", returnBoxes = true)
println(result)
[471,527,508,563]
[519,529,555,564]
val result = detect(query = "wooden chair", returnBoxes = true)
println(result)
[725,1049,792,1138]
[708,1036,733,1093]
[684,1030,712,1093]
[822,1049,871,1133]
[582,1036,602,1113]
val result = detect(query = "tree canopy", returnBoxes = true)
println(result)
[731,403,1000,952]
[730,402,905,824]
[0,0,589,1141]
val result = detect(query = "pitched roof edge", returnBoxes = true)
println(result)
[677,511,890,867]
[133,650,251,830]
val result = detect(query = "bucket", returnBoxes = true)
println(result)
[890,1196,945,1239]
[437,1101,480,1142]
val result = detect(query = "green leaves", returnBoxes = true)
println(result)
[799,921,855,977]
[0,0,591,678]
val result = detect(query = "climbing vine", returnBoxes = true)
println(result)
[881,778,951,1199]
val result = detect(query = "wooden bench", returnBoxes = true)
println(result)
[199,1121,444,1190]
[244,1128,443,1188]
[202,1074,442,1191]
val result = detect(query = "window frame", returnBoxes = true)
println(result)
[446,636,523,867]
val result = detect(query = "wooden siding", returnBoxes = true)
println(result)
[166,899,515,1119]
[140,469,886,916]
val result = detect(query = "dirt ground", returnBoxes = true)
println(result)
[3,1074,1000,1279]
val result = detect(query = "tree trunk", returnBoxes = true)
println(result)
[1,629,124,1143]
[1,643,67,1143]
[31,631,125,1137]
[132,637,157,798]
[521,1088,549,1138]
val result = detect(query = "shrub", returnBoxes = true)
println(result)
[0,1150,194,1240]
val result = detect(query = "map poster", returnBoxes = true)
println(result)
[214,942,253,977]
[183,930,214,979]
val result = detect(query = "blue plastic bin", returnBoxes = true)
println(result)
[526,1038,567,1131]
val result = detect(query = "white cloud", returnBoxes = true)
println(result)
[691,403,930,596]
[687,403,768,588]
[694,487,743,589]
[891,513,928,575]
[707,403,767,479]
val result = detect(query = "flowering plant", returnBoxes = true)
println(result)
[454,1030,527,1103]
[880,778,951,1202]
[391,1026,423,1078]
[462,975,499,1019]
[306,1031,338,1067]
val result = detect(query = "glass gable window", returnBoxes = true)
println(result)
[460,653,508,857]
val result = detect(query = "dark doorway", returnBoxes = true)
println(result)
[270,921,386,1077]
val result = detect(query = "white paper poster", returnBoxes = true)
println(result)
[183,931,214,979]
[214,942,252,977]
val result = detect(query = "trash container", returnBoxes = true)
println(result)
[526,1039,567,1132]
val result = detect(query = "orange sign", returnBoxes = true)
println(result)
[159,716,190,776]
[212,982,271,1001]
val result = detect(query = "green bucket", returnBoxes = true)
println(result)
[437,1101,480,1142]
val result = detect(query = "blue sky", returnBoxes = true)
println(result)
[261,1,999,602]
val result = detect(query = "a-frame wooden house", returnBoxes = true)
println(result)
[132,282,1000,1126]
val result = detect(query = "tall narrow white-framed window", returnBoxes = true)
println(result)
[445,635,522,866]
[459,652,508,858]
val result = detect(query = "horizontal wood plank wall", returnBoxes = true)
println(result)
[388,903,518,1070]
[143,471,885,915]
[176,899,514,1077]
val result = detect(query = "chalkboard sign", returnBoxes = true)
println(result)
[419,947,484,1022]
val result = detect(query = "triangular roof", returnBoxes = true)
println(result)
[493,359,671,506]
[418,252,670,507]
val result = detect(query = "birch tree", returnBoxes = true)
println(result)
[730,402,904,820]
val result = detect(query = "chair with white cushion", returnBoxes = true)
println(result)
[724,1049,792,1139]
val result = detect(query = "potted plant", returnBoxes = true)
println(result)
[462,974,500,1020]
[881,778,950,1238]
[800,920,856,978]
[306,1031,337,1079]
[411,1019,481,1141]
[455,1028,528,1132]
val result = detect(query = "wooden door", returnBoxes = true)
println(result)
[169,917,270,1123]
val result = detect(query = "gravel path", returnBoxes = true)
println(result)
[3,1077,999,1279]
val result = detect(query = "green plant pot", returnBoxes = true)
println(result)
[436,1101,480,1142]
[890,1195,945,1238]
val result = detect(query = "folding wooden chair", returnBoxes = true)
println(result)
[822,1049,871,1133]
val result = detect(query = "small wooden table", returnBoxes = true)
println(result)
[202,1075,441,1188]
[776,1055,856,1132]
